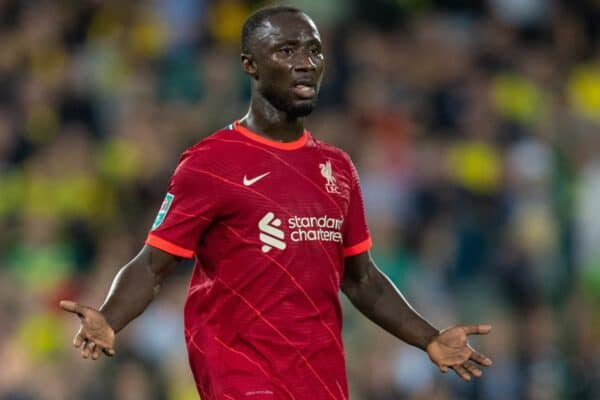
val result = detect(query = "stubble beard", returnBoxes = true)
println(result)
[262,85,317,118]
[288,102,315,118]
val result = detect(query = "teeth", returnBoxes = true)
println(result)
[293,84,315,98]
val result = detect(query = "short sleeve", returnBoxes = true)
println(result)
[146,151,220,258]
[342,158,372,257]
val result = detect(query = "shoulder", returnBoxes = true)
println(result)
[178,125,238,167]
[310,135,356,170]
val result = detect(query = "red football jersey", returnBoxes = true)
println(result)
[146,121,371,400]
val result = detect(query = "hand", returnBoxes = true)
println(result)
[426,324,492,381]
[60,300,116,360]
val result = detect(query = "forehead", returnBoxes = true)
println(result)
[254,12,321,46]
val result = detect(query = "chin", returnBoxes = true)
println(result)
[288,100,317,118]
[288,106,314,118]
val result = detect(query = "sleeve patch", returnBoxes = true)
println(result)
[152,192,174,230]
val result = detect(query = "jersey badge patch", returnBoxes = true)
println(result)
[320,160,340,194]
[152,192,174,230]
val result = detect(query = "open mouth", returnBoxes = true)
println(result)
[292,81,316,99]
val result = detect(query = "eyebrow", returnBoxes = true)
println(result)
[269,36,322,47]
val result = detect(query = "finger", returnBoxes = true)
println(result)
[452,365,471,381]
[439,365,449,373]
[73,333,84,348]
[450,352,473,365]
[102,347,115,357]
[79,339,88,357]
[92,345,102,360]
[462,324,492,335]
[60,300,85,317]
[82,341,95,359]
[470,351,493,366]
[463,361,482,377]
[437,350,473,366]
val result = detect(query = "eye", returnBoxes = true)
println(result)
[279,46,293,55]
[311,46,322,56]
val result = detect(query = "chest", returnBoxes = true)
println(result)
[219,150,350,219]
[200,142,352,270]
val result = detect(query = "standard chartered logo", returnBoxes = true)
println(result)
[259,212,286,253]
[258,212,344,253]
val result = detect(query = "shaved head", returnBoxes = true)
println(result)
[240,6,324,118]
[241,5,303,54]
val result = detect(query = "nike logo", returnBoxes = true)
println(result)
[243,172,270,186]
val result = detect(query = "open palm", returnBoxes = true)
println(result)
[60,300,116,360]
[426,324,492,381]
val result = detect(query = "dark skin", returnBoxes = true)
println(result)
[61,11,492,381]
[239,11,325,140]
[60,245,178,359]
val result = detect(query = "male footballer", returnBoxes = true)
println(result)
[61,6,492,399]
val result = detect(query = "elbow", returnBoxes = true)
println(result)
[152,283,162,297]
[343,262,383,310]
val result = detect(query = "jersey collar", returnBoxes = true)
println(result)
[233,120,308,150]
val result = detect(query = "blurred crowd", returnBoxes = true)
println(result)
[1,0,600,399]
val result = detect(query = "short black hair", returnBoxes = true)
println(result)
[241,5,303,54]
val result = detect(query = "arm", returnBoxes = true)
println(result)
[61,147,218,360]
[342,251,492,380]
[341,251,438,350]
[60,245,180,359]
[99,245,180,332]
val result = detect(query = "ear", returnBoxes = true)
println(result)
[241,53,258,79]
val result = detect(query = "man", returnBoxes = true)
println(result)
[61,6,492,399]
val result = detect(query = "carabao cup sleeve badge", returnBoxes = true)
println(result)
[152,192,174,230]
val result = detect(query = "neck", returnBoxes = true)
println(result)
[239,93,305,142]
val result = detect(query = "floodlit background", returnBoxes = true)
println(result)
[1,0,600,399]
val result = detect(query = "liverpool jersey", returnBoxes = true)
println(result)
[146,121,371,399]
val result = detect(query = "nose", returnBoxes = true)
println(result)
[293,49,317,71]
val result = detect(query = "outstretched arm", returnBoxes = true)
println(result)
[342,251,492,380]
[60,244,180,360]
[342,251,439,349]
[99,244,180,331]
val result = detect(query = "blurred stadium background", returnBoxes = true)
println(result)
[1,0,600,399]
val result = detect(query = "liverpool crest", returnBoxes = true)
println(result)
[319,160,339,194]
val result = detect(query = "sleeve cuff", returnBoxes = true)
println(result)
[343,236,372,257]
[146,233,195,258]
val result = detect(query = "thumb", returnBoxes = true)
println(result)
[60,300,86,317]
[103,348,116,357]
[462,324,492,336]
